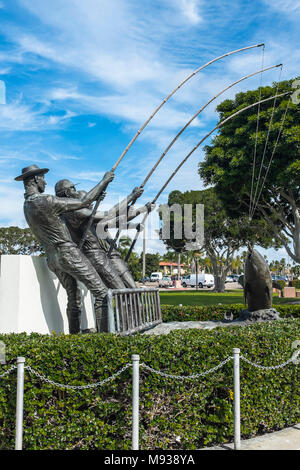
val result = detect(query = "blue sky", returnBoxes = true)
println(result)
[0,0,299,260]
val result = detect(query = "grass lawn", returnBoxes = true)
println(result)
[159,289,296,306]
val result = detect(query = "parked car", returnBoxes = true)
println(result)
[181,273,214,288]
[272,275,288,283]
[150,272,163,282]
[225,275,239,283]
[139,276,150,283]
[159,276,173,288]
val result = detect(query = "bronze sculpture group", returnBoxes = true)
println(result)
[14,45,287,332]
[15,164,155,333]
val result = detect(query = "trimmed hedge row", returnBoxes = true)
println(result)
[0,312,299,450]
[160,303,300,322]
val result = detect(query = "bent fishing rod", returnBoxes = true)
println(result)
[125,90,291,261]
[108,62,281,256]
[79,43,264,249]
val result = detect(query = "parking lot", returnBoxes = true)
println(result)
[136,281,243,290]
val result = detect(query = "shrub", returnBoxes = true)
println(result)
[291,279,300,290]
[276,280,287,291]
[0,316,299,450]
[161,304,300,322]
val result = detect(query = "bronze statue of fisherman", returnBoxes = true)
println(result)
[54,179,155,288]
[15,164,114,333]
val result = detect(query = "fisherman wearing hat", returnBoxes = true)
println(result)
[15,164,114,333]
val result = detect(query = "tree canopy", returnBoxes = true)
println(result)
[160,188,277,291]
[0,226,44,255]
[199,78,300,262]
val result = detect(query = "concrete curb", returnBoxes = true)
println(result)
[203,423,300,450]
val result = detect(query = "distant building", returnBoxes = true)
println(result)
[159,261,185,276]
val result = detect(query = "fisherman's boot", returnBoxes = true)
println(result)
[67,305,81,334]
[94,297,109,333]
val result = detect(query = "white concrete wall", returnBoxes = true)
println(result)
[0,255,96,335]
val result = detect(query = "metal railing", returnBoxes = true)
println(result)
[107,287,162,335]
[0,347,299,451]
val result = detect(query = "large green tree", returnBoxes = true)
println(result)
[0,226,44,255]
[199,78,300,263]
[161,189,278,292]
[139,253,160,277]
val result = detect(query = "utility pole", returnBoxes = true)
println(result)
[196,258,199,291]
[142,225,146,281]
[177,252,181,281]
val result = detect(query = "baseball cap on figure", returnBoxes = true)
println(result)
[15,165,49,181]
[55,179,80,196]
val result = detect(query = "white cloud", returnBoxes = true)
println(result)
[48,110,77,126]
[0,183,27,226]
[48,86,204,130]
[180,0,203,24]
[0,67,11,75]
[0,99,43,131]
[67,171,105,182]
[263,0,300,14]
[0,98,76,131]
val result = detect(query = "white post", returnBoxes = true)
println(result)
[233,348,241,450]
[142,226,146,282]
[15,357,25,450]
[132,354,140,450]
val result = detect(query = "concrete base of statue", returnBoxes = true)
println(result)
[0,255,96,335]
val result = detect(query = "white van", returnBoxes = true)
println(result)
[150,272,163,282]
[182,273,214,288]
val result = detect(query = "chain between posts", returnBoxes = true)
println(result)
[141,356,233,380]
[240,351,300,370]
[24,363,132,390]
[0,365,17,379]
[1,350,299,386]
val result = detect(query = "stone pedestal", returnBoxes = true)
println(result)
[284,287,296,298]
[238,308,280,322]
[174,280,182,288]
[296,291,300,298]
[0,255,96,334]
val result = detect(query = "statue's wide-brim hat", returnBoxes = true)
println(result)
[15,165,49,181]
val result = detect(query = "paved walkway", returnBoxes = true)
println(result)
[205,423,300,450]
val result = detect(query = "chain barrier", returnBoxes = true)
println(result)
[0,365,17,379]
[1,350,299,385]
[240,350,300,371]
[24,363,132,390]
[141,356,233,380]
[1,349,299,451]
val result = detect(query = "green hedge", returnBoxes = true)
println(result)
[161,303,300,322]
[292,279,300,289]
[0,314,299,450]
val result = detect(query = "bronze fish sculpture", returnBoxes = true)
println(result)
[244,248,273,312]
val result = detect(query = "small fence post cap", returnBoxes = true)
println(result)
[132,354,140,361]
[17,357,26,363]
[233,348,240,354]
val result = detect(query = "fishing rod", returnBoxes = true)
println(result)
[125,91,291,261]
[79,43,264,249]
[108,62,280,256]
